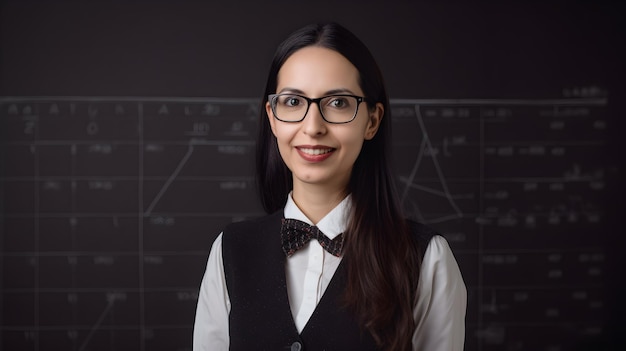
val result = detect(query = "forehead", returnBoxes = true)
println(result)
[276,46,362,94]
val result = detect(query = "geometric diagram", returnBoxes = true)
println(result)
[391,97,612,351]
[0,96,614,350]
[397,104,467,224]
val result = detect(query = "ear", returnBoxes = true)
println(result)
[266,101,278,137]
[364,102,383,140]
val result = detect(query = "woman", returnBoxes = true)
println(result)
[194,22,466,351]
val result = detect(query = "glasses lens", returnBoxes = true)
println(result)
[271,94,360,123]
[273,94,308,122]
[320,95,359,123]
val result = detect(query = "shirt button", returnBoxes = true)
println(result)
[291,341,302,351]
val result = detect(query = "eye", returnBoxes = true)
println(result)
[327,96,350,109]
[279,95,304,107]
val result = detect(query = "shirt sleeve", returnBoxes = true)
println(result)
[412,235,467,351]
[193,233,230,351]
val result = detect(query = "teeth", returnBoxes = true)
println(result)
[299,148,333,155]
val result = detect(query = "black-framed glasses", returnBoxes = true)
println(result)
[268,93,367,124]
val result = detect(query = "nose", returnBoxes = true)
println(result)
[302,101,327,136]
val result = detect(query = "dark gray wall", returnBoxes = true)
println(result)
[2,1,623,99]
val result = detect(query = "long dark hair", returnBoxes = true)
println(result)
[256,22,421,350]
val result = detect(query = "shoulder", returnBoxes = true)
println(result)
[221,210,284,256]
[406,219,439,257]
[220,211,287,290]
[406,219,438,239]
[223,210,283,237]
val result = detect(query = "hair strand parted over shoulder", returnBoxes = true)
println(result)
[255,22,422,350]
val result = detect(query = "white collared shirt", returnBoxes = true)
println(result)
[193,193,467,350]
[283,193,347,331]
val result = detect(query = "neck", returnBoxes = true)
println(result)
[291,181,348,224]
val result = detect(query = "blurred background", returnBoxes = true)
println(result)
[1,1,624,350]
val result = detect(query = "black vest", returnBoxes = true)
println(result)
[221,210,436,351]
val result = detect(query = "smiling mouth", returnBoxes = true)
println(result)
[298,147,335,155]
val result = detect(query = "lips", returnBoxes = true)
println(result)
[296,146,335,162]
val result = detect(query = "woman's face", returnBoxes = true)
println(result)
[266,46,383,193]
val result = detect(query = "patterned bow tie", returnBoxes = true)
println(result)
[280,218,344,257]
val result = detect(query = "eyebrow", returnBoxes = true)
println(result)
[277,87,357,96]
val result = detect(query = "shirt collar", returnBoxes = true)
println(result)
[284,192,351,240]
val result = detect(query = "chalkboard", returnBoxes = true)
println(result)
[1,2,624,351]
[1,94,619,351]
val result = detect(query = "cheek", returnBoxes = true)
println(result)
[272,125,297,162]
[273,124,297,144]
[341,131,367,159]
